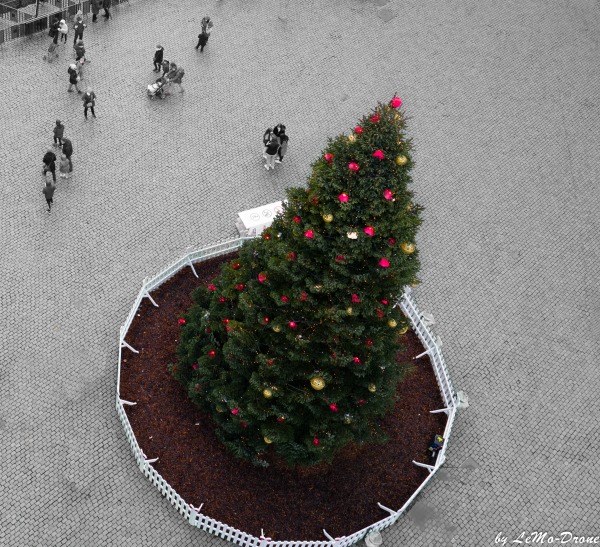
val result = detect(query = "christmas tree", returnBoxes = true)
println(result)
[170,97,423,468]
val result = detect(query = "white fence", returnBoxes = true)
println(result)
[116,237,459,546]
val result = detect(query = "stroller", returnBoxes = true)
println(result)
[147,76,169,99]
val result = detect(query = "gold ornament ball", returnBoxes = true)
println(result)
[368,383,377,393]
[394,113,401,121]
[215,404,225,413]
[263,436,273,444]
[398,326,409,335]
[272,325,281,333]
[344,414,353,424]
[323,213,334,223]
[348,133,356,143]
[346,307,353,316]
[310,376,326,390]
[388,319,398,328]
[314,284,323,290]
[263,388,273,399]
[396,155,408,166]
[401,242,416,254]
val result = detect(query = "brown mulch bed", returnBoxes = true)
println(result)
[119,253,447,541]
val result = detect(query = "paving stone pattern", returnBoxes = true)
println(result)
[0,0,599,545]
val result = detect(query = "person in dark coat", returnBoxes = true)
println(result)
[275,129,288,163]
[50,16,61,45]
[170,66,185,92]
[74,39,85,62]
[195,16,213,51]
[82,88,97,119]
[43,149,57,182]
[91,0,101,22]
[102,0,111,20]
[62,138,73,172]
[153,45,164,72]
[67,63,82,93]
[52,120,65,147]
[72,14,86,45]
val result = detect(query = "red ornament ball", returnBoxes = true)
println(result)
[287,252,296,261]
[370,113,380,123]
[304,229,314,239]
[178,318,186,325]
[351,293,360,303]
[373,150,384,160]
[338,193,349,202]
[235,283,246,291]
[383,189,393,200]
[300,292,308,302]
[379,258,390,268]
[208,350,216,357]
[281,295,289,303]
[355,126,364,134]
[293,216,302,223]
[207,284,217,291]
[219,297,226,302]
[258,272,267,283]
[231,408,239,415]
[363,226,375,237]
[232,262,241,270]
[289,321,297,329]
[313,437,320,446]
[330,403,339,412]
[348,162,359,172]
[335,255,345,263]
[192,363,198,370]
[353,356,362,364]
[387,238,396,246]
[324,153,334,163]
[390,96,402,108]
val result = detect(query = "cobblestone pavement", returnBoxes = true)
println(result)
[1,0,599,545]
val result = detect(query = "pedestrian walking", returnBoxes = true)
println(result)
[161,58,170,76]
[263,133,280,171]
[43,42,59,63]
[49,16,60,45]
[53,120,65,147]
[58,19,68,43]
[76,56,86,81]
[153,45,164,71]
[74,39,85,62]
[102,0,111,20]
[91,0,101,22]
[62,138,73,172]
[82,88,97,119]
[67,63,82,93]
[42,178,56,214]
[72,14,86,45]
[42,148,57,182]
[195,16,213,51]
[170,66,185,92]
[59,154,70,179]
[274,126,288,163]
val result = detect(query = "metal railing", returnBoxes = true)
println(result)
[116,237,460,546]
[0,0,129,44]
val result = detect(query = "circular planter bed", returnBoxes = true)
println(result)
[118,248,451,542]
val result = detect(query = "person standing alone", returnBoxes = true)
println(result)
[102,0,111,20]
[62,138,74,173]
[82,88,97,119]
[72,14,86,46]
[67,63,82,93]
[195,16,213,51]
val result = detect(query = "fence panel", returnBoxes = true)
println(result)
[115,240,460,547]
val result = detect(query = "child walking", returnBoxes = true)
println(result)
[53,120,64,148]
[153,45,164,71]
[42,178,56,214]
[59,154,70,179]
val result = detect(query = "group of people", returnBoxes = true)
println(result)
[42,121,76,214]
[263,124,289,170]
[149,46,186,98]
